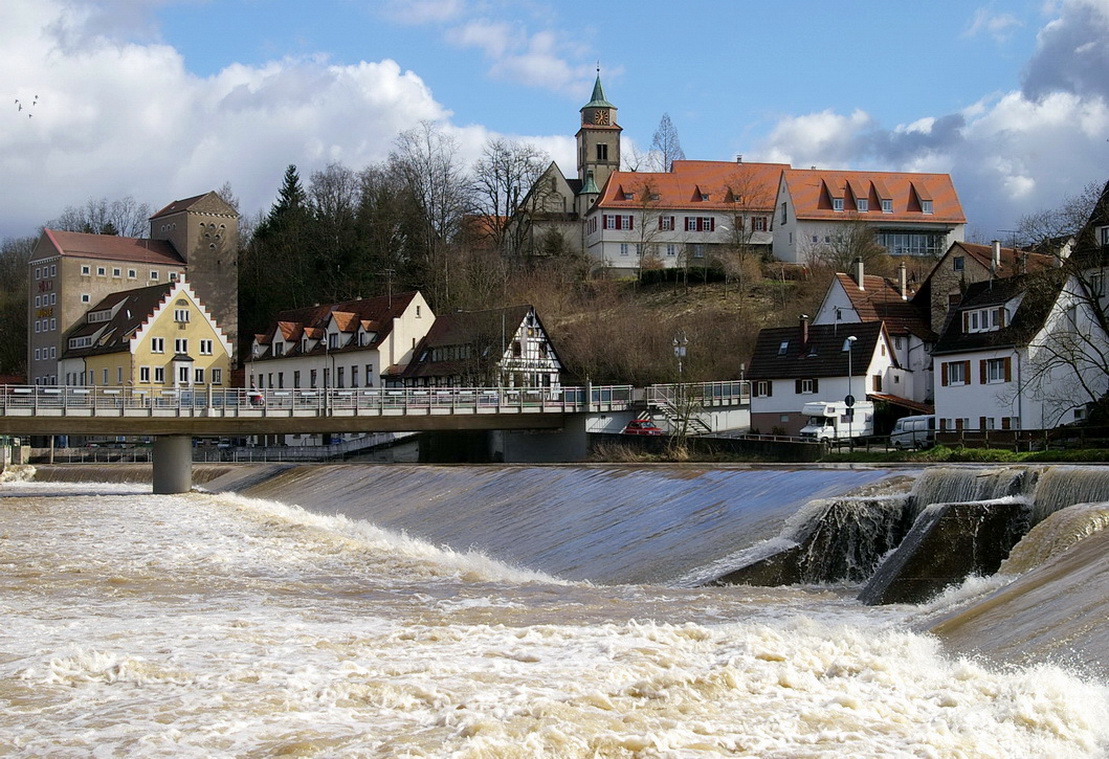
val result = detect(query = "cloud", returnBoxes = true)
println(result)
[0,0,458,238]
[964,8,1023,41]
[1022,0,1109,100]
[755,1,1109,239]
[447,19,591,95]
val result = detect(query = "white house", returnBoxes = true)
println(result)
[772,168,966,264]
[811,258,935,408]
[746,319,898,435]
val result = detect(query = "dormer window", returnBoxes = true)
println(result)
[778,340,789,356]
[1099,226,1109,247]
[963,307,1005,333]
[832,198,844,212]
[273,343,285,357]
[623,192,634,200]
[700,193,709,201]
[856,198,868,212]
[921,200,933,214]
[881,198,893,213]
[328,332,339,350]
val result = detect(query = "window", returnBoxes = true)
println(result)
[34,295,40,307]
[963,307,1004,333]
[293,370,301,388]
[97,266,106,276]
[778,340,789,356]
[175,338,188,354]
[796,378,818,394]
[755,381,772,397]
[112,268,121,278]
[81,265,91,276]
[659,215,674,231]
[1090,270,1105,297]
[178,366,190,384]
[620,243,630,257]
[692,244,705,259]
[921,200,934,214]
[982,357,1011,384]
[943,361,969,386]
[617,215,633,230]
[780,202,788,224]
[154,367,165,383]
[273,342,284,357]
[856,198,868,212]
[605,215,616,230]
[34,267,40,280]
[151,337,165,353]
[350,366,357,388]
[832,198,844,212]
[140,366,150,383]
[169,272,178,281]
[211,368,222,385]
[128,269,137,279]
[596,143,608,161]
[200,339,213,355]
[337,367,345,388]
[150,271,159,281]
[1100,227,1109,246]
[752,216,768,232]
[365,364,373,385]
[953,256,965,272]
[881,198,893,213]
[310,369,317,388]
[666,244,677,257]
[328,332,339,350]
[174,308,190,323]
[102,368,109,385]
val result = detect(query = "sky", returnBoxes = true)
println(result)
[2,0,1108,244]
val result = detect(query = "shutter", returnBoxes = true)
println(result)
[941,362,949,386]
[997,307,1006,328]
[964,361,972,384]
[962,312,969,332]
[795,379,802,394]
[812,378,819,393]
[628,215,634,230]
[980,359,987,384]
[602,215,608,229]
[709,218,716,232]
[1004,356,1012,382]
[767,381,773,397]
[979,416,987,431]
[658,216,664,230]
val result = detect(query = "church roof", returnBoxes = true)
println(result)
[593,160,787,213]
[582,74,613,109]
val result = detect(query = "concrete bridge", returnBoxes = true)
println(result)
[1,381,749,491]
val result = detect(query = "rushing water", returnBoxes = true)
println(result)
[3,467,1109,757]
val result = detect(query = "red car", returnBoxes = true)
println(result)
[623,419,664,436]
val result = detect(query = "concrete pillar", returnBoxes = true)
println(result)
[152,435,193,494]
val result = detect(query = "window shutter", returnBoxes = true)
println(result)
[658,216,663,230]
[963,361,972,383]
[962,312,969,332]
[812,378,819,393]
[767,381,773,397]
[602,215,608,229]
[1004,356,1012,382]
[979,416,987,431]
[980,359,987,384]
[997,307,1006,328]
[941,362,949,386]
[709,218,716,232]
[795,379,803,394]
[628,215,634,230]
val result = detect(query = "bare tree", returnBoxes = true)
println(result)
[0,236,33,375]
[650,113,685,173]
[713,171,773,296]
[472,138,548,256]
[803,215,893,277]
[48,195,153,237]
[389,122,474,307]
[1015,180,1102,251]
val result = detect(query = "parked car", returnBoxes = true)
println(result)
[890,414,935,449]
[623,419,664,436]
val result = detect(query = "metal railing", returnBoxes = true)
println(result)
[0,384,639,419]
[645,380,749,407]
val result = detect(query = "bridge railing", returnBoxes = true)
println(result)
[646,380,749,407]
[0,384,638,417]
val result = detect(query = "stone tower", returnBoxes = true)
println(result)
[149,192,240,361]
[575,72,621,216]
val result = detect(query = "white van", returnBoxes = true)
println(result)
[890,415,935,449]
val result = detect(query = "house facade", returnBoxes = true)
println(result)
[27,191,239,384]
[746,320,897,435]
[771,168,966,264]
[58,279,232,392]
[399,305,562,390]
[582,160,784,277]
[811,258,936,407]
[248,291,432,391]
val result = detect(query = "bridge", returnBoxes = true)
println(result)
[1,382,749,492]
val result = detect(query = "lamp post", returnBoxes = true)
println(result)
[673,332,688,380]
[673,332,690,440]
[845,335,857,449]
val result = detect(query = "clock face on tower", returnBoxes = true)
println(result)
[593,109,610,126]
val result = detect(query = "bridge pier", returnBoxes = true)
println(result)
[152,435,193,494]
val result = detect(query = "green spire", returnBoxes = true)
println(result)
[581,171,600,194]
[583,73,613,109]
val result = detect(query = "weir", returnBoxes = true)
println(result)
[708,465,1109,605]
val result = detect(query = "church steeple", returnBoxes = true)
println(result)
[576,69,621,200]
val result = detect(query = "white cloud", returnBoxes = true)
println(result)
[0,0,456,238]
[964,8,1023,41]
[446,18,591,95]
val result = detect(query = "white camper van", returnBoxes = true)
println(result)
[890,415,935,449]
[799,401,875,442]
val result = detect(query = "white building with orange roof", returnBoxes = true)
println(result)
[584,159,786,276]
[772,168,966,264]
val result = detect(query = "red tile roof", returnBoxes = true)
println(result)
[834,273,935,340]
[782,168,965,224]
[39,229,183,265]
[594,160,788,213]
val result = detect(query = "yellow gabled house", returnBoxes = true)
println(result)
[59,278,232,390]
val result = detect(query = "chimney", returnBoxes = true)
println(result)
[992,240,1001,275]
[899,261,908,300]
[800,314,809,345]
[854,257,865,289]
[736,154,743,163]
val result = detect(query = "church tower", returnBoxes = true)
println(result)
[576,72,621,207]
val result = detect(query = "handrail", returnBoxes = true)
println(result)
[0,383,642,419]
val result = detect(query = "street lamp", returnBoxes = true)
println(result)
[673,332,689,380]
[844,335,858,447]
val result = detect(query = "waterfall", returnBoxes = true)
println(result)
[907,467,1036,519]
[1029,466,1109,524]
[793,496,912,583]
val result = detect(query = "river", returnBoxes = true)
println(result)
[2,464,1107,757]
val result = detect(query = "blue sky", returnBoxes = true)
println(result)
[2,0,1108,242]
